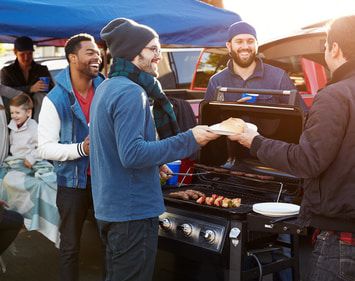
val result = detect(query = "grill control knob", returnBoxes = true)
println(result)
[178,223,193,236]
[159,218,172,231]
[201,229,216,243]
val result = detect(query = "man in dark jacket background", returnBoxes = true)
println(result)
[1,36,54,121]
[228,15,355,281]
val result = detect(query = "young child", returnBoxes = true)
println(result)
[8,94,40,169]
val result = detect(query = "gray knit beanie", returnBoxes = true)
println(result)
[100,18,158,61]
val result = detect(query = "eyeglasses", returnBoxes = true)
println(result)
[143,46,161,56]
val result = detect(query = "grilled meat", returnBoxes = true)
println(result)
[214,196,224,207]
[168,191,189,200]
[185,190,199,200]
[196,196,206,204]
[205,197,215,206]
[185,189,206,199]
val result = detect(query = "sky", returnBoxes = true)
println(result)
[224,0,355,43]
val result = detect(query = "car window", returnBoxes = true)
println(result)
[193,51,228,89]
[263,55,330,94]
[158,49,201,89]
[158,52,177,89]
[170,51,200,85]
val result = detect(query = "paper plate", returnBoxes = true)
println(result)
[252,202,300,217]
[208,122,257,136]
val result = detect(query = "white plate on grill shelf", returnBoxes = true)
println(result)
[252,202,300,217]
[207,122,257,135]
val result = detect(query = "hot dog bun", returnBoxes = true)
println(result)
[220,118,245,134]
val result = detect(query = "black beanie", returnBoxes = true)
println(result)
[100,18,158,61]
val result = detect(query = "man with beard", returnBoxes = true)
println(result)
[90,18,219,281]
[205,21,303,105]
[37,34,104,281]
[228,16,355,281]
[205,22,302,281]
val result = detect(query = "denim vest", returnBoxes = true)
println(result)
[47,67,104,188]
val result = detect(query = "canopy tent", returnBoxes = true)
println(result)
[0,0,241,47]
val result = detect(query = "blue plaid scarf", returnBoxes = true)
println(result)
[109,58,180,139]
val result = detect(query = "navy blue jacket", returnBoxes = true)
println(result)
[205,58,306,110]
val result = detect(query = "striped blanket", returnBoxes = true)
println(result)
[0,156,60,246]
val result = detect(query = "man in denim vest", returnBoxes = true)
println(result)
[38,34,104,281]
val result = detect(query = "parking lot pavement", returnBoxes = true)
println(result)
[0,220,104,281]
[0,218,313,281]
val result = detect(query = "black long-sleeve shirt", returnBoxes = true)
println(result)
[1,59,54,95]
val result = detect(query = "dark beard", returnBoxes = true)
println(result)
[137,54,159,77]
[78,65,99,79]
[230,49,256,68]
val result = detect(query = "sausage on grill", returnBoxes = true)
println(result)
[168,191,189,200]
[185,189,206,198]
[185,190,199,200]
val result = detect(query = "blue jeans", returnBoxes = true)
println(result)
[97,217,159,281]
[0,209,23,255]
[307,231,355,281]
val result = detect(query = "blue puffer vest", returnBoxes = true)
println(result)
[47,67,104,188]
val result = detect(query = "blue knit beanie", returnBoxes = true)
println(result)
[227,21,257,41]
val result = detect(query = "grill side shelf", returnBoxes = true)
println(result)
[247,213,307,235]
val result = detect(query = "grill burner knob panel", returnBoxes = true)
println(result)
[159,218,172,231]
[178,223,193,236]
[201,229,216,243]
[158,210,227,253]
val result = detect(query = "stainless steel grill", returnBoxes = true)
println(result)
[154,89,307,281]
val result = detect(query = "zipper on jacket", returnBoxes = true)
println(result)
[75,165,79,188]
[70,92,79,188]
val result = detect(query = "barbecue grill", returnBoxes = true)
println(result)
[154,88,307,281]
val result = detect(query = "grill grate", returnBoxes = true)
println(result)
[163,164,301,215]
[163,185,260,215]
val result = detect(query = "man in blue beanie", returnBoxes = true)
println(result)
[205,21,306,165]
[205,21,300,281]
[205,21,305,107]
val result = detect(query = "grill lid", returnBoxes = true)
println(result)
[198,94,304,180]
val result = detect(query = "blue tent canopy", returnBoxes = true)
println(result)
[0,0,241,47]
